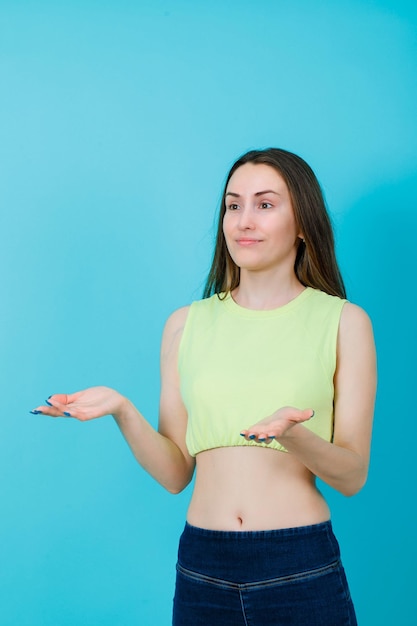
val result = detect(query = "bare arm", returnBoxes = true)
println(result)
[31,306,195,494]
[114,305,195,493]
[241,304,377,496]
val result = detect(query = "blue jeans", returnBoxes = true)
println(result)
[173,521,357,625]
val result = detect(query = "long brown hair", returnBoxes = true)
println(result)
[203,148,346,299]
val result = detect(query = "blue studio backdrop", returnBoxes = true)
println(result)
[1,1,416,624]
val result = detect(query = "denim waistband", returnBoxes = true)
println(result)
[183,519,333,540]
[177,520,340,584]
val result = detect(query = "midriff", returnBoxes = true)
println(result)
[187,446,330,531]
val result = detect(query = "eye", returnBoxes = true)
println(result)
[227,203,239,211]
[260,201,272,209]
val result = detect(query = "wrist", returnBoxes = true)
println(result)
[112,395,133,422]
[278,423,307,443]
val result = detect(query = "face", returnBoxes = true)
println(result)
[223,163,302,275]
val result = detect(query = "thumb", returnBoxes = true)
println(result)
[47,394,70,406]
[301,408,315,420]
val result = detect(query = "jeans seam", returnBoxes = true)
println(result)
[336,565,354,625]
[176,559,341,590]
[325,523,339,561]
[177,563,239,590]
[238,588,249,626]
[325,525,354,618]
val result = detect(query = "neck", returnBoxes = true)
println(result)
[233,269,304,310]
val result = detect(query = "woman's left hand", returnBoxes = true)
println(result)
[240,406,315,444]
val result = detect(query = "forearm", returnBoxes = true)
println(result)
[279,425,368,496]
[113,398,193,494]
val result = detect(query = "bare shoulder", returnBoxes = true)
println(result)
[164,305,191,335]
[161,305,191,356]
[166,304,191,324]
[339,302,374,337]
[338,302,376,366]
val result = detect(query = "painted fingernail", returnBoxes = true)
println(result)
[30,410,43,414]
[311,410,315,417]
[240,433,246,437]
[45,399,53,406]
[63,411,71,417]
[258,438,266,442]
[249,434,256,440]
[269,436,275,439]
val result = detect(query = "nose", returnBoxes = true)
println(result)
[237,207,255,230]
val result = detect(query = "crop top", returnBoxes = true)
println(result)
[178,287,346,457]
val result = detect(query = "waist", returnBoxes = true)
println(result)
[187,447,331,530]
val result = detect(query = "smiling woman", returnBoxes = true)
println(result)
[32,148,376,625]
[205,148,346,302]
[223,163,301,282]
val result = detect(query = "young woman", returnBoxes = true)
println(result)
[31,148,376,625]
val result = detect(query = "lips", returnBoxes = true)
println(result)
[236,238,262,246]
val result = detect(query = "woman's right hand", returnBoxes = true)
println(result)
[30,386,128,421]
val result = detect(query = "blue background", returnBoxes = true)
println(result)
[1,1,416,624]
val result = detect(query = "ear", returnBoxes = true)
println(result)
[297,233,305,243]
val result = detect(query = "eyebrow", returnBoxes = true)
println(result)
[225,189,280,197]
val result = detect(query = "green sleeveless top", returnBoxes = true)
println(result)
[178,287,346,457]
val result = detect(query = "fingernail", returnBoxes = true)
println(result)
[30,410,43,415]
[240,433,246,437]
[45,399,53,406]
[311,410,315,417]
[269,435,275,439]
[63,412,71,417]
[249,434,256,440]
[258,437,266,441]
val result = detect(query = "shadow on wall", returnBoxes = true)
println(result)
[331,173,417,625]
[338,169,417,482]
